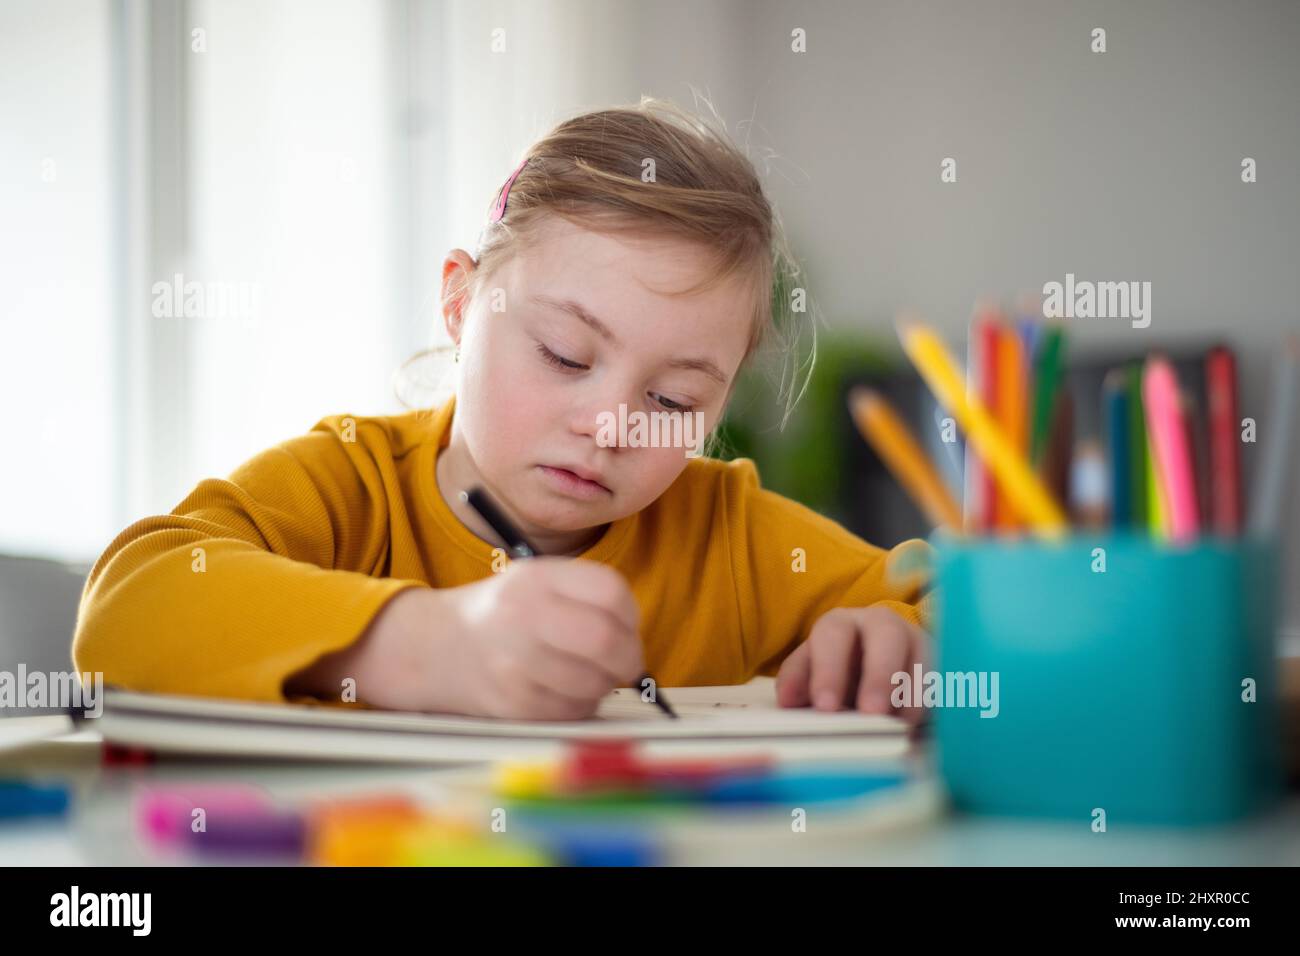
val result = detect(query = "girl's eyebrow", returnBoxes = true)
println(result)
[529,293,728,385]
[531,294,617,342]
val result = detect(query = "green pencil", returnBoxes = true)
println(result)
[1125,363,1148,530]
[1029,325,1065,467]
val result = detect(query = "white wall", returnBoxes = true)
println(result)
[438,0,1300,635]
[437,0,758,271]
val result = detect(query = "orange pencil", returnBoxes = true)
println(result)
[848,387,963,533]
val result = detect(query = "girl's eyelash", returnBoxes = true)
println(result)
[535,342,587,371]
[535,341,696,412]
[653,394,695,414]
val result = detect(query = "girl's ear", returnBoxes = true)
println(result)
[440,250,478,344]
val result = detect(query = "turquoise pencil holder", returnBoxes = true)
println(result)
[933,536,1283,825]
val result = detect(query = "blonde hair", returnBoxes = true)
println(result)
[398,96,815,432]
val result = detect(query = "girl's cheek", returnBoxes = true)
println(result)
[482,343,545,398]
[641,445,695,488]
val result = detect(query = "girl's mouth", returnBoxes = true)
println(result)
[537,465,612,499]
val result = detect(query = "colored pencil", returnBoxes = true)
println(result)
[849,387,964,532]
[1205,345,1242,535]
[1030,325,1065,467]
[1146,430,1167,539]
[994,325,1027,531]
[1102,369,1131,527]
[963,310,1001,533]
[1126,363,1148,530]
[896,317,1068,538]
[1143,356,1200,544]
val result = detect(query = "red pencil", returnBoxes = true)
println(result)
[962,309,1001,532]
[993,323,1026,532]
[1206,345,1242,535]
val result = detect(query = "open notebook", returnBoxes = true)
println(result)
[87,678,911,764]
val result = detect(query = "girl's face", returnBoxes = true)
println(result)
[439,214,757,555]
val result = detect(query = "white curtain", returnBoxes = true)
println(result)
[0,0,118,559]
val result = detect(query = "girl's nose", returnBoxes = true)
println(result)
[570,382,636,449]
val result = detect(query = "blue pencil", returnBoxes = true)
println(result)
[1103,369,1131,528]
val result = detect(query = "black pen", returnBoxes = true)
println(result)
[460,486,678,719]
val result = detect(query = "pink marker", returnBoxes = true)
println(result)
[135,784,271,848]
[1143,357,1200,544]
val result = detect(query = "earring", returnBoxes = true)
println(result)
[453,346,461,364]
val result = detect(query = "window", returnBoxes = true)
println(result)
[2,0,447,561]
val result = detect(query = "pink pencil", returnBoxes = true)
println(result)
[1142,356,1200,544]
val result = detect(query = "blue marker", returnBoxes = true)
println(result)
[514,819,662,867]
[0,780,71,820]
[703,769,906,805]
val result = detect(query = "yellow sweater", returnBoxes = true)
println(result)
[73,397,932,705]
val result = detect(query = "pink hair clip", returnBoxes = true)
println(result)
[489,158,530,223]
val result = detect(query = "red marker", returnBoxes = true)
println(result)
[102,742,154,766]
[560,740,772,794]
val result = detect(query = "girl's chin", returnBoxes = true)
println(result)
[519,504,613,534]
[509,493,633,539]
[514,490,672,552]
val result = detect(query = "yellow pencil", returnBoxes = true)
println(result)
[1145,431,1168,539]
[896,317,1069,538]
[848,387,964,533]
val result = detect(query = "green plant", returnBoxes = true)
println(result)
[715,330,900,519]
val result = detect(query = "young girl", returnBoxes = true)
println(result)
[73,100,934,722]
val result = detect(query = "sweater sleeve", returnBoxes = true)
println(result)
[720,459,935,678]
[72,420,427,704]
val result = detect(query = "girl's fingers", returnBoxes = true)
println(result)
[775,640,813,707]
[535,558,641,634]
[855,612,912,717]
[522,638,624,704]
[509,675,601,721]
[807,610,862,711]
[536,592,644,683]
[896,624,934,725]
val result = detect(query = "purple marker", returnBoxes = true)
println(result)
[189,807,308,858]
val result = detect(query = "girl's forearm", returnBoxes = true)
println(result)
[282,588,435,706]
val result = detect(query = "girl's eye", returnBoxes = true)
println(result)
[534,341,694,411]
[652,393,695,414]
[536,342,587,371]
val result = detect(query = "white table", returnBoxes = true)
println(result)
[3,719,1296,866]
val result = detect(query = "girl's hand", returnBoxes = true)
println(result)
[774,606,931,725]
[357,558,645,720]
